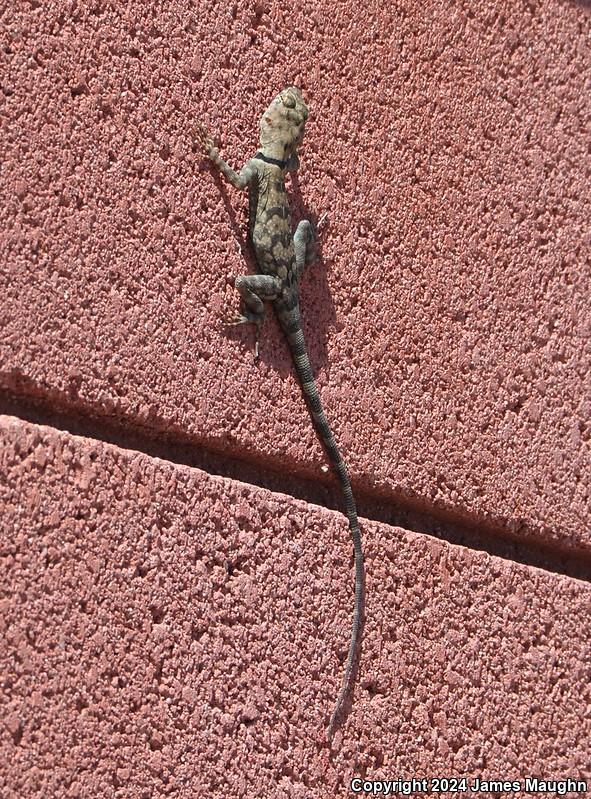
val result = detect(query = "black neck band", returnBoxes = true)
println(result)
[254,151,288,169]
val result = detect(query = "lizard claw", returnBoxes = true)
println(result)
[195,124,217,160]
[223,315,261,361]
[224,314,250,326]
[316,211,328,230]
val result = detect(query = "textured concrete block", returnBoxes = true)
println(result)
[1,416,590,797]
[1,2,589,553]
[1,3,590,794]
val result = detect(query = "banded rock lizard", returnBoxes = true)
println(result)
[198,87,364,739]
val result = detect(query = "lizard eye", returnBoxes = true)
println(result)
[282,93,296,108]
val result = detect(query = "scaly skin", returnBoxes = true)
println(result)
[198,87,364,740]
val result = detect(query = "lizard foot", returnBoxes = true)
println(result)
[223,314,262,360]
[195,124,217,160]
[224,314,252,326]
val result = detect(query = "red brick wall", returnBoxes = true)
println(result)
[1,1,590,796]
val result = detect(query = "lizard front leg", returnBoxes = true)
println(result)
[294,219,315,279]
[227,274,282,359]
[196,125,258,190]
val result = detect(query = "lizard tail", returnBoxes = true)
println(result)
[282,314,365,740]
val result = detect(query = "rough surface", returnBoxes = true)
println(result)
[1,2,591,796]
[1,1,590,551]
[1,416,590,797]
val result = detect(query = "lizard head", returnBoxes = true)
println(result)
[259,87,309,158]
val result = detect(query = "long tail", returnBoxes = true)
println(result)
[280,309,365,740]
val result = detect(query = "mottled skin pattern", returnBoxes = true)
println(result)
[198,88,364,740]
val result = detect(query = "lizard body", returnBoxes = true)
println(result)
[199,87,364,739]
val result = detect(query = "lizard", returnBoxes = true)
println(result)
[197,87,364,740]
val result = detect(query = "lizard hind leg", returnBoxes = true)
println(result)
[225,273,282,359]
